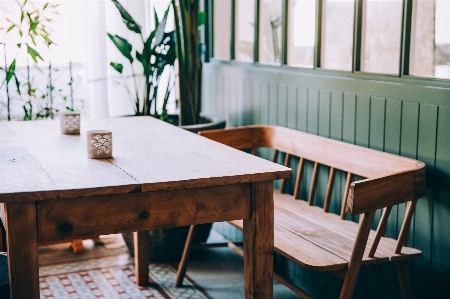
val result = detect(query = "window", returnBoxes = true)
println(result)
[235,0,255,62]
[409,0,450,79]
[258,0,282,64]
[287,0,316,67]
[213,0,231,60]
[360,0,403,75]
[321,0,354,71]
[210,0,450,81]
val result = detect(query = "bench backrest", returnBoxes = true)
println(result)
[199,125,426,255]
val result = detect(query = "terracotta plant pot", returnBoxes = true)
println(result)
[122,114,226,262]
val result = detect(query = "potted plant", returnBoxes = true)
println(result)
[109,0,225,262]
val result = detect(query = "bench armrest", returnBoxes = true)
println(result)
[346,164,426,216]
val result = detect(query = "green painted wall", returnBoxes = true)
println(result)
[203,61,450,299]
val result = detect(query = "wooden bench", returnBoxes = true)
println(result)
[175,125,425,299]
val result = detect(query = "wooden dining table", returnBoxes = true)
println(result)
[0,116,291,299]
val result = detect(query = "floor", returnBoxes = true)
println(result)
[36,230,300,299]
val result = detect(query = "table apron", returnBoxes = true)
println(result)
[36,183,251,243]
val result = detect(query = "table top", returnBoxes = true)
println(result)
[0,116,291,202]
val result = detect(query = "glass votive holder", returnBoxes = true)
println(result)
[60,111,80,134]
[86,130,113,159]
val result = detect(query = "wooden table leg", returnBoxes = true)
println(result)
[134,231,149,286]
[4,202,39,299]
[243,181,274,299]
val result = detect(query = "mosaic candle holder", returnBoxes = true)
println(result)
[60,111,80,134]
[87,130,113,159]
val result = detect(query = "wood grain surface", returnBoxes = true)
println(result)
[0,117,291,202]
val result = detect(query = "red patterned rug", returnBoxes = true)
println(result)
[39,254,212,299]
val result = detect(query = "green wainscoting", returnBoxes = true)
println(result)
[204,61,450,299]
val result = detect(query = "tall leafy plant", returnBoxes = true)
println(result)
[171,0,205,126]
[108,0,176,119]
[2,0,59,120]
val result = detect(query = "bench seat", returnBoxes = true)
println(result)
[229,191,422,273]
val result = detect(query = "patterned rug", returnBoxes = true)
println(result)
[39,253,212,299]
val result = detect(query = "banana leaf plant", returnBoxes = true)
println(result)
[108,0,176,120]
[171,0,205,126]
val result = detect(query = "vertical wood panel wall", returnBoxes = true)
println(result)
[203,61,450,299]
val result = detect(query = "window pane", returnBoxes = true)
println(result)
[361,0,402,75]
[321,0,354,71]
[213,0,232,60]
[235,0,255,62]
[410,0,450,79]
[287,0,316,68]
[258,0,282,64]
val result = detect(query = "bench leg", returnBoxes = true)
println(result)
[396,261,413,299]
[340,211,375,299]
[175,225,196,287]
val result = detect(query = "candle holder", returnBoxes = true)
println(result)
[86,130,113,159]
[60,111,80,134]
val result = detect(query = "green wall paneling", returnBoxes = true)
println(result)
[307,88,319,135]
[260,81,270,125]
[287,85,297,129]
[252,80,261,125]
[412,103,438,298]
[432,105,450,298]
[342,93,357,145]
[318,89,331,138]
[201,62,450,298]
[278,84,288,127]
[297,87,308,132]
[242,78,252,125]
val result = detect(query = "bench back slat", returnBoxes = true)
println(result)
[308,162,319,206]
[341,172,353,219]
[369,206,393,257]
[280,154,291,193]
[323,167,336,212]
[293,157,305,199]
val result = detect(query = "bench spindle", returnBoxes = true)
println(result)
[280,154,291,194]
[308,162,319,206]
[395,200,418,253]
[293,157,305,199]
[340,172,353,219]
[272,149,279,163]
[323,167,336,212]
[369,206,393,257]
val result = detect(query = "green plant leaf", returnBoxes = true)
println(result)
[14,73,21,95]
[21,11,24,23]
[153,9,159,32]
[43,3,49,10]
[110,62,124,73]
[7,24,16,32]
[111,0,141,34]
[152,4,170,48]
[6,59,16,83]
[108,33,134,63]
[41,34,55,46]
[27,45,44,63]
[30,34,36,46]
[198,11,206,27]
